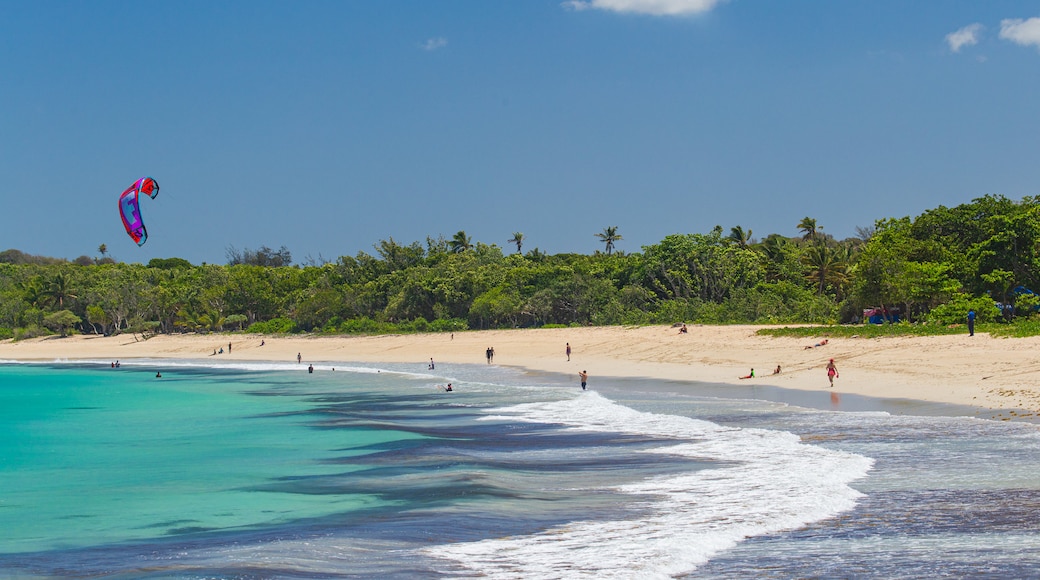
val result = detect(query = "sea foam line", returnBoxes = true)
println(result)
[425,392,874,579]
[23,357,427,377]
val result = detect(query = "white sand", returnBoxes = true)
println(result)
[3,325,1039,418]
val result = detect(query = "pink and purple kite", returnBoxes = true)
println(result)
[118,177,160,246]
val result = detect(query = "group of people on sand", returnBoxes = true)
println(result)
[738,365,783,380]
[739,360,838,386]
[212,342,235,356]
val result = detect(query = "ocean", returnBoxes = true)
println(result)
[1,359,1039,578]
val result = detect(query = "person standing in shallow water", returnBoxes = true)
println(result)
[578,370,588,390]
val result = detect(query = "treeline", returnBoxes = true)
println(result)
[1,195,1037,340]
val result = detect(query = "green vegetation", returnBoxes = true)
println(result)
[4,195,1040,339]
[757,323,973,339]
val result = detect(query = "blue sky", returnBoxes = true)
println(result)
[3,0,1040,265]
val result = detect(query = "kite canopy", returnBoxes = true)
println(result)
[118,177,160,246]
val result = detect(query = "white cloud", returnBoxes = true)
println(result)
[1000,17,1040,49]
[421,37,448,51]
[945,23,982,53]
[562,0,723,17]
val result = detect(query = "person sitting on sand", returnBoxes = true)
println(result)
[678,324,688,334]
[739,368,755,379]
[773,365,781,375]
[826,358,839,387]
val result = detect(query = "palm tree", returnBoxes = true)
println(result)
[595,226,623,255]
[797,217,821,242]
[758,234,793,282]
[727,226,753,249]
[198,310,227,332]
[21,277,47,308]
[47,270,78,309]
[174,307,203,332]
[449,231,473,253]
[508,232,525,254]
[803,242,850,296]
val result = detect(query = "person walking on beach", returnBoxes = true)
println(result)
[566,343,571,361]
[826,358,839,387]
[297,352,302,364]
[579,370,588,390]
[967,309,976,337]
[486,347,492,364]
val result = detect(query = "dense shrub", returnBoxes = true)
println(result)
[246,318,296,334]
[925,294,999,325]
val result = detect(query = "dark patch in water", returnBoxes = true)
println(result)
[693,488,1040,578]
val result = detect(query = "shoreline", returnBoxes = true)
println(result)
[2,325,1039,422]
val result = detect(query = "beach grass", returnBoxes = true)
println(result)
[755,321,1040,339]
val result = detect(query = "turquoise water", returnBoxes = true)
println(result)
[0,364,420,554]
[3,360,1040,578]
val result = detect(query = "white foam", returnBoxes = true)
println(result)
[426,392,874,579]
[34,357,423,377]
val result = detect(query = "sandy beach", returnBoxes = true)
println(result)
[3,325,1039,419]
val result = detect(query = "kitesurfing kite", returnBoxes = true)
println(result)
[118,177,160,245]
